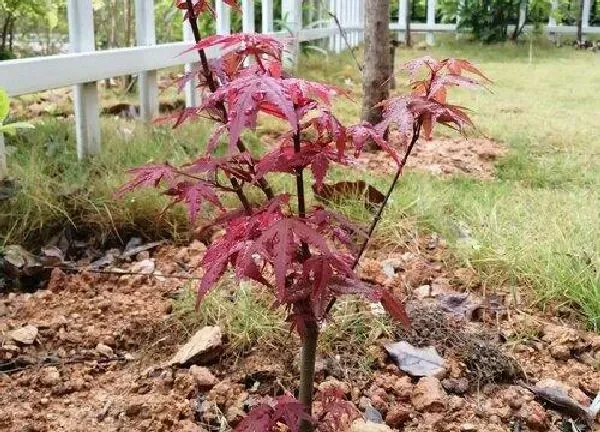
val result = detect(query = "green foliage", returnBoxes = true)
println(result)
[455,0,519,43]
[0,88,33,136]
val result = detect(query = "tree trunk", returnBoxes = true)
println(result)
[405,0,412,47]
[298,320,318,432]
[8,17,14,52]
[1,13,12,52]
[123,0,134,91]
[361,0,391,125]
[512,0,527,40]
[577,0,584,42]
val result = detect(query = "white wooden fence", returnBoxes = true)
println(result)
[0,0,598,172]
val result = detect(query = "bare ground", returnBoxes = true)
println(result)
[1,232,599,432]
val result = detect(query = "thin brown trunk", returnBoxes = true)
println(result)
[7,17,14,52]
[405,0,412,47]
[361,0,391,125]
[123,0,134,91]
[298,319,318,432]
[1,13,12,51]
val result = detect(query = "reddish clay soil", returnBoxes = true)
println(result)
[1,235,599,432]
[358,133,506,179]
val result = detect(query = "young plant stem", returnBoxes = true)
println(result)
[324,123,422,317]
[352,123,421,269]
[293,126,310,258]
[292,125,315,427]
[184,0,275,202]
[298,318,319,432]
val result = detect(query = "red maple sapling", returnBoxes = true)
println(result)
[120,1,488,430]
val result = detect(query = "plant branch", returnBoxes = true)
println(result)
[321,0,364,72]
[324,123,422,318]
[183,0,275,202]
[352,122,421,269]
[293,125,310,259]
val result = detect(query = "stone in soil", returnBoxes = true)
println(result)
[9,325,38,345]
[167,326,222,367]
[411,377,447,412]
[351,419,393,432]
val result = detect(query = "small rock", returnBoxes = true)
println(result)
[225,406,245,427]
[95,343,114,357]
[414,285,432,299]
[189,365,217,390]
[549,343,571,360]
[411,377,447,412]
[136,251,150,261]
[441,377,469,395]
[168,326,222,367]
[351,419,393,432]
[9,325,38,345]
[131,259,155,275]
[385,404,411,428]
[39,366,60,386]
[385,341,445,377]
[518,401,548,430]
[460,423,477,431]
[364,405,384,424]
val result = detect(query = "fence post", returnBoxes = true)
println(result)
[548,0,558,42]
[135,0,159,121]
[262,0,274,33]
[328,0,335,51]
[282,0,302,66]
[426,0,436,45]
[68,0,100,159]
[582,0,591,40]
[216,0,232,35]
[183,16,198,108]
[398,0,407,41]
[0,133,5,176]
[242,0,256,34]
[335,0,343,52]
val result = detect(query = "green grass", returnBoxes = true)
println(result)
[0,118,215,247]
[301,39,600,330]
[3,39,600,330]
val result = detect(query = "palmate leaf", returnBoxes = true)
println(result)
[234,395,313,432]
[256,140,348,191]
[184,33,284,63]
[164,180,224,224]
[117,164,177,196]
[176,0,239,18]
[201,73,298,152]
[302,110,347,157]
[347,122,403,165]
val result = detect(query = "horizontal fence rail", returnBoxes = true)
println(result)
[0,0,598,173]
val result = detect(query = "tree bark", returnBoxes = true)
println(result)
[298,319,318,432]
[1,13,12,52]
[405,0,412,47]
[361,0,391,125]
[8,17,14,52]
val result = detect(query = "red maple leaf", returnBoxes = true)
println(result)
[234,395,314,432]
[164,180,224,224]
[256,140,347,191]
[201,73,298,152]
[347,122,403,165]
[117,164,176,196]
[184,33,284,63]
[177,0,240,18]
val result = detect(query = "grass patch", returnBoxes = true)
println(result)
[302,39,600,329]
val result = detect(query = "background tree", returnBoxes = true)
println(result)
[361,0,391,125]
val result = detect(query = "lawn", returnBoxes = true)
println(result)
[2,39,599,329]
